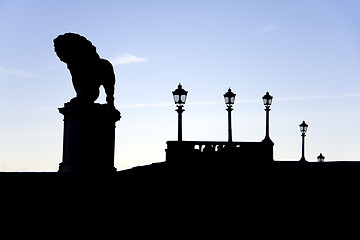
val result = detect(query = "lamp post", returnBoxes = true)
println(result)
[262,91,273,141]
[172,83,188,142]
[317,153,325,162]
[299,121,308,162]
[224,88,236,142]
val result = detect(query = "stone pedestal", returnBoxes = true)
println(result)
[58,102,121,173]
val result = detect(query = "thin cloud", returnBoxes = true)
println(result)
[119,102,172,108]
[0,66,36,78]
[276,93,360,102]
[118,101,223,109]
[258,25,279,33]
[110,53,147,65]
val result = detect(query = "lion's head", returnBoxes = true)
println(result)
[54,33,100,64]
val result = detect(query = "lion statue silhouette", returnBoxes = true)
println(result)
[54,33,115,107]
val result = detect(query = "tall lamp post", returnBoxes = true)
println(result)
[224,88,236,142]
[262,91,273,141]
[299,121,308,162]
[172,83,188,142]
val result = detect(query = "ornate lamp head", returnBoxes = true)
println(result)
[299,121,308,134]
[262,91,273,107]
[172,83,188,106]
[223,88,236,106]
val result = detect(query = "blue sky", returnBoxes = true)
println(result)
[0,0,359,171]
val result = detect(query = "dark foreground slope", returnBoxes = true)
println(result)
[1,161,360,236]
[2,161,360,201]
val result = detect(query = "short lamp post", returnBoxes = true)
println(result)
[317,153,325,162]
[224,88,236,142]
[299,121,308,162]
[172,83,188,142]
[262,91,273,141]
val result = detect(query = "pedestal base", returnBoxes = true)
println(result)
[58,102,121,173]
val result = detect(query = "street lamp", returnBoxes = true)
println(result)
[172,83,188,141]
[262,91,273,141]
[299,120,308,162]
[317,153,325,162]
[224,88,236,142]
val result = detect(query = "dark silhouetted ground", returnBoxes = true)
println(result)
[2,160,360,235]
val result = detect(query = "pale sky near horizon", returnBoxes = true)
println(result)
[0,0,359,171]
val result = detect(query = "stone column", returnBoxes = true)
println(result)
[58,102,121,173]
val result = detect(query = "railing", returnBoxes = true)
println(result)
[166,140,274,166]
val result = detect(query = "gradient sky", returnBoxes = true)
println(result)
[0,0,359,171]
